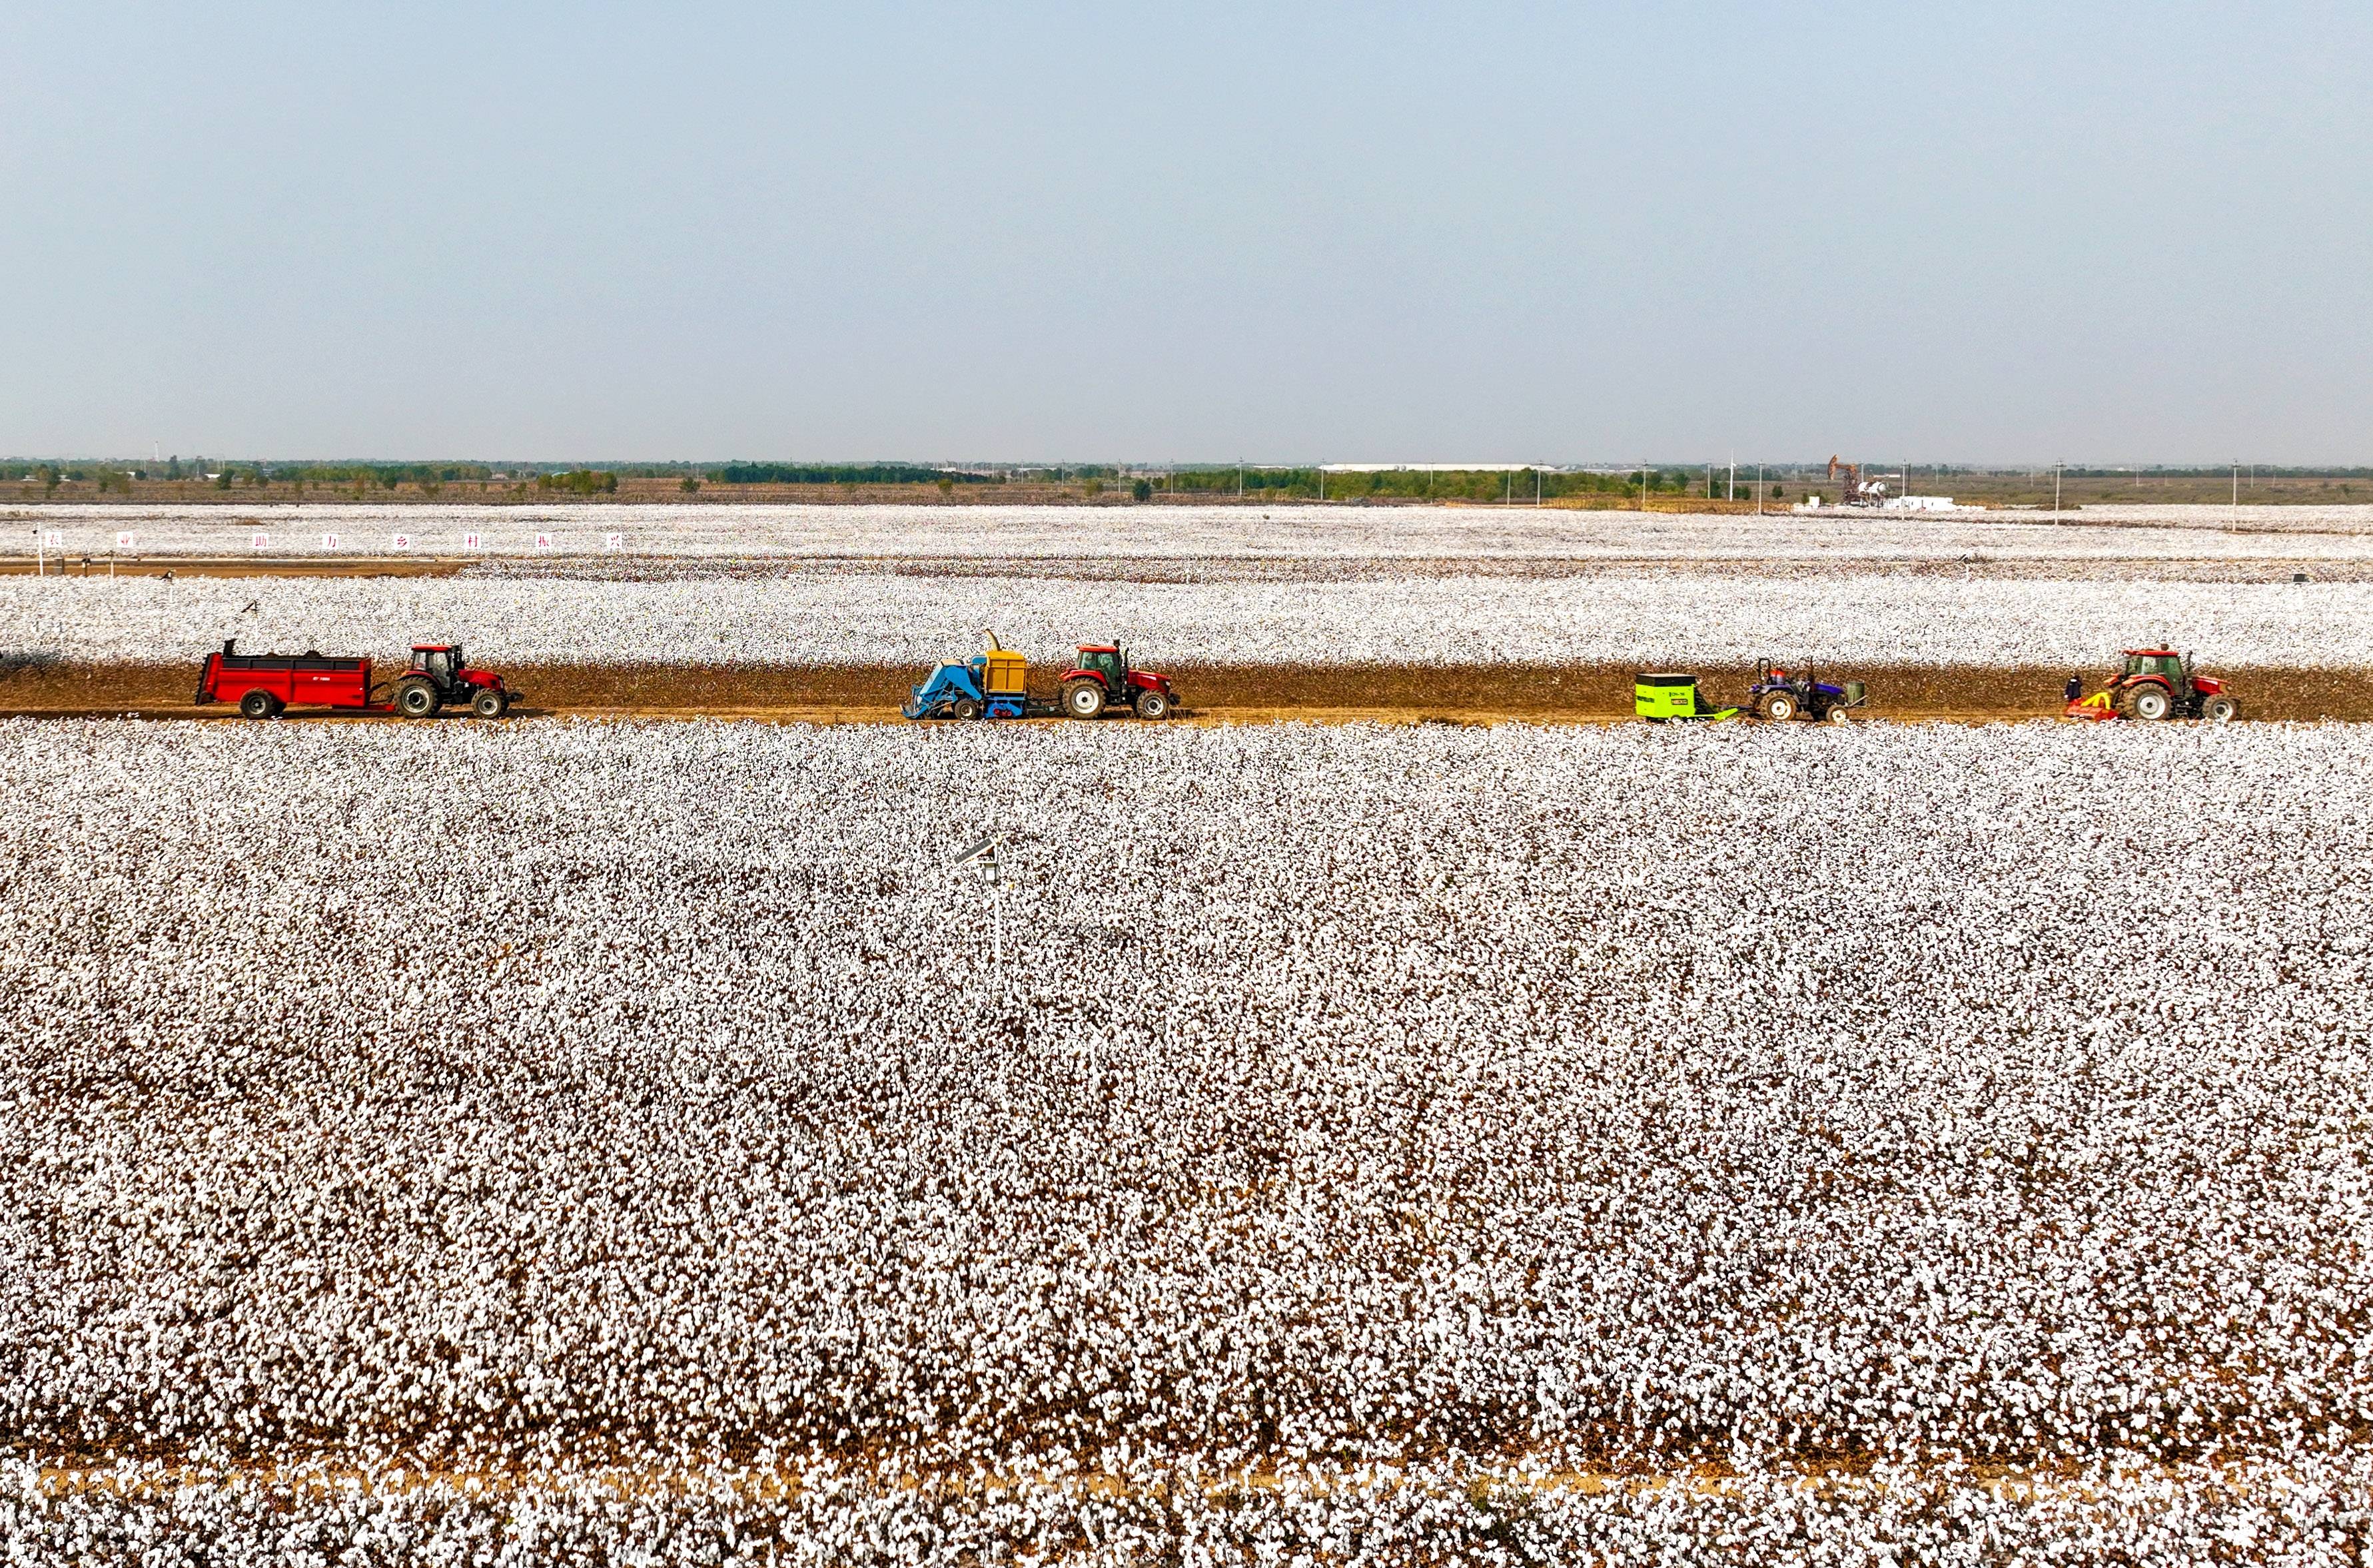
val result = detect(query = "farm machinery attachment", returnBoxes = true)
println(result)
[1634,673,1743,723]
[905,636,1182,721]
[904,634,1033,720]
[2065,649,2237,723]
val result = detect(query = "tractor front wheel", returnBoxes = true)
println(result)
[1134,689,1170,720]
[2202,695,2238,723]
[951,697,982,721]
[1825,703,1853,723]
[1759,692,1797,721]
[473,688,508,720]
[238,688,280,720]
[395,680,440,719]
[1064,681,1106,719]
[2127,685,2174,721]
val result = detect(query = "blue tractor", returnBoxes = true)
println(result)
[1745,658,1868,722]
[902,636,1032,720]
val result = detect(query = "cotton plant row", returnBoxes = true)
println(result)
[4,719,2372,1563]
[7,500,2372,563]
[2075,502,2373,532]
[4,569,2370,669]
[7,1456,2364,1565]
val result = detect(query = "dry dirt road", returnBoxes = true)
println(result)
[5,662,2369,723]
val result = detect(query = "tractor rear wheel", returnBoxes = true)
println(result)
[238,688,278,720]
[951,697,981,721]
[1134,689,1170,720]
[1759,692,1797,721]
[2203,695,2238,723]
[395,680,440,719]
[2127,685,2174,721]
[1064,681,1106,719]
[472,688,508,719]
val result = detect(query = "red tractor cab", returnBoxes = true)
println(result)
[394,644,516,719]
[2066,649,2236,723]
[1059,645,1179,719]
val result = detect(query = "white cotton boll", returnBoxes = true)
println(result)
[4,716,2369,1561]
[3,544,2373,669]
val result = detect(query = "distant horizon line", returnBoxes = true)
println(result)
[7,456,2369,475]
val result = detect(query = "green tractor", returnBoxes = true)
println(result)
[1634,672,1743,723]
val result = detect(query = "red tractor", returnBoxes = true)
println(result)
[392,644,516,719]
[1059,645,1180,719]
[2065,649,2236,723]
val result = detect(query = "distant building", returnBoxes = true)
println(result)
[1795,492,1959,513]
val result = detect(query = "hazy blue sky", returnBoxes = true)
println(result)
[4,1,2368,464]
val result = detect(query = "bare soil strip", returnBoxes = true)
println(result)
[1,558,465,578]
[7,555,2372,583]
[6,662,2370,723]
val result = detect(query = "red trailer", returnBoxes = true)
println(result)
[195,640,378,718]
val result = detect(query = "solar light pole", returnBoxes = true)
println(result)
[953,833,1003,978]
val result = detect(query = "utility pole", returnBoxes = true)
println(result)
[1728,456,1735,502]
[1534,467,1541,508]
[1318,467,1325,502]
[1237,464,1244,500]
[2053,462,2063,520]
[2232,463,2240,523]
[1757,464,1764,515]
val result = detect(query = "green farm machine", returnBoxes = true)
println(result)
[1634,673,1743,723]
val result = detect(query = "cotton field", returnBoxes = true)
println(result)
[5,569,2372,671]
[11,500,2373,563]
[5,717,2371,1563]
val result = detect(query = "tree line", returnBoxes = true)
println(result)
[712,464,995,485]
[1162,468,1709,501]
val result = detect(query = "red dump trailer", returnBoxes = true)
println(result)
[194,639,378,719]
